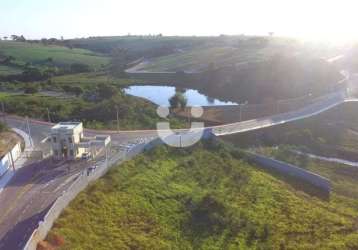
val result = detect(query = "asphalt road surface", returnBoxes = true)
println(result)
[0,116,156,250]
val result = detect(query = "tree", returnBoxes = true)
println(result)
[70,63,90,73]
[24,85,39,94]
[97,83,118,100]
[169,92,187,109]
[109,48,128,77]
[18,35,26,42]
[4,56,15,64]
[61,85,83,97]
[71,86,83,97]
[21,67,43,81]
[0,122,7,132]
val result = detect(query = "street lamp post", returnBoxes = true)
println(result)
[116,106,120,132]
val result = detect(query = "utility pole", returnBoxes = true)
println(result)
[116,106,120,132]
[239,104,242,122]
[276,100,280,114]
[105,145,109,167]
[187,107,190,127]
[46,108,51,123]
[26,116,33,147]
[1,102,5,124]
[9,150,15,171]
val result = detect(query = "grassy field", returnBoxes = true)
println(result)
[138,45,272,72]
[49,72,146,88]
[0,41,109,69]
[69,36,216,54]
[43,142,358,250]
[0,65,23,76]
[132,38,302,72]
[259,145,358,200]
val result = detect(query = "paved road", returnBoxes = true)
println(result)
[0,159,87,249]
[0,117,155,250]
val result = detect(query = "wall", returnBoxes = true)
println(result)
[0,142,21,176]
[247,152,331,192]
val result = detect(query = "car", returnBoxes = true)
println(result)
[81,152,91,160]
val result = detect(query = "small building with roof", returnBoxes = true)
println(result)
[50,122,111,160]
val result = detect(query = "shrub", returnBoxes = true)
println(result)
[169,91,187,109]
[24,85,39,94]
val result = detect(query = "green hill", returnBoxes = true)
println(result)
[44,142,358,250]
[137,39,297,72]
[0,41,109,70]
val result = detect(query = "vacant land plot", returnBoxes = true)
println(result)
[0,65,23,76]
[44,143,358,250]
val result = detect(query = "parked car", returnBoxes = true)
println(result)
[81,152,91,160]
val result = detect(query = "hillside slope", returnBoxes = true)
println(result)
[44,142,358,250]
[0,41,109,71]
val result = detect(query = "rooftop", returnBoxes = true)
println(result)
[51,122,82,131]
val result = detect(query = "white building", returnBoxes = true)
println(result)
[50,122,85,160]
[50,122,111,160]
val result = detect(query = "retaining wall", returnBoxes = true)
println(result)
[0,142,21,176]
[247,152,331,192]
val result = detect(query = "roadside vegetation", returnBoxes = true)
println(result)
[44,142,358,249]
[225,102,358,161]
[0,122,7,133]
[0,88,185,130]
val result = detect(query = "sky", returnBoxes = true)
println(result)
[0,0,358,42]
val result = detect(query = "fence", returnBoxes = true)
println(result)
[23,142,149,250]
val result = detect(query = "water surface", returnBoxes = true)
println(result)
[125,85,237,106]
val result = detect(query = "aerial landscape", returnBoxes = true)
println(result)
[0,1,358,250]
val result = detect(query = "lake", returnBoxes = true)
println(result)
[124,85,238,106]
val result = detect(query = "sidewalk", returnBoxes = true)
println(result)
[0,128,33,194]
